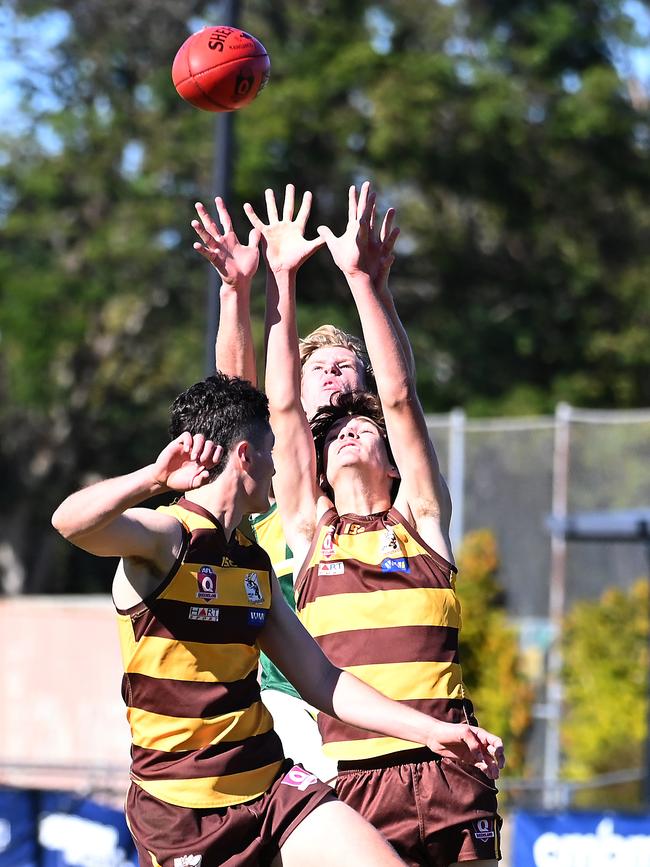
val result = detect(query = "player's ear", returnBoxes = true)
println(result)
[235,440,251,469]
[388,464,400,480]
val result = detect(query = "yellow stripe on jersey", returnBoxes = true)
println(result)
[306,526,435,568]
[323,736,423,761]
[157,564,272,609]
[129,700,274,752]
[134,760,285,809]
[344,660,464,701]
[300,587,461,637]
[127,636,259,683]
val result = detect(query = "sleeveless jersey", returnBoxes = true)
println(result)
[249,505,300,699]
[115,498,284,809]
[295,506,474,762]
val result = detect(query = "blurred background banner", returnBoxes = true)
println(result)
[511,811,650,867]
[0,788,137,867]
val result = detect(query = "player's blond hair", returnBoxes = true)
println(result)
[298,324,375,391]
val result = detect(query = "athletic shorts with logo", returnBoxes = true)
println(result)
[335,747,502,866]
[126,760,337,867]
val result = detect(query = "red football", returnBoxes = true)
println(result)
[172,26,270,112]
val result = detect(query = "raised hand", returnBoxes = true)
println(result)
[192,197,261,287]
[243,184,325,273]
[317,181,399,288]
[153,433,223,492]
[427,720,506,780]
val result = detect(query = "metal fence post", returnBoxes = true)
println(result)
[448,408,466,553]
[543,401,572,808]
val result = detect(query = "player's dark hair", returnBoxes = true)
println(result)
[169,372,270,478]
[310,391,398,499]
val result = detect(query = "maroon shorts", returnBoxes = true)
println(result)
[126,760,337,867]
[335,747,502,866]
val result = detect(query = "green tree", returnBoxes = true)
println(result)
[456,529,534,783]
[561,578,648,807]
[1,0,649,595]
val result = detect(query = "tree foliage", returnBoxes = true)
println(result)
[0,0,649,593]
[456,529,534,784]
[561,577,648,807]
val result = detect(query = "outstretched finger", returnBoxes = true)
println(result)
[282,184,296,222]
[247,227,262,249]
[295,190,313,230]
[380,207,396,243]
[243,202,265,231]
[356,181,371,220]
[194,202,221,238]
[214,197,233,235]
[264,188,279,223]
[347,185,358,223]
[381,226,400,256]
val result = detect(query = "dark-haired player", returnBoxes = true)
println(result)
[52,371,503,867]
[250,183,504,867]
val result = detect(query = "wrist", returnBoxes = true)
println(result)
[219,278,252,296]
[143,465,171,495]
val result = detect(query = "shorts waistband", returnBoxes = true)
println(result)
[337,746,443,772]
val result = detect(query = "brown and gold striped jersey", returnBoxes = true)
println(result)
[115,498,284,809]
[295,506,474,762]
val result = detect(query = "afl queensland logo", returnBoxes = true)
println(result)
[196,565,217,601]
[321,525,335,560]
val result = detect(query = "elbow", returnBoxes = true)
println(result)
[51,505,79,542]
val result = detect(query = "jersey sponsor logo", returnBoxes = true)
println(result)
[247,609,267,627]
[320,526,335,560]
[244,571,264,604]
[346,522,366,534]
[380,527,400,555]
[189,606,219,622]
[280,765,319,791]
[196,565,217,601]
[318,561,344,576]
[221,556,236,567]
[472,818,496,842]
[380,557,410,573]
[174,856,202,867]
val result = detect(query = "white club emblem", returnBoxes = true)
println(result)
[244,571,264,604]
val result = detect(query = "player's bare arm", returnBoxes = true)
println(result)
[260,573,505,779]
[245,185,326,563]
[192,196,261,382]
[51,433,222,600]
[320,182,452,560]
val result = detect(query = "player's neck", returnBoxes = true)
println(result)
[184,475,245,542]
[332,473,391,517]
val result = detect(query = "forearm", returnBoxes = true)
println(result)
[263,269,302,412]
[310,668,435,748]
[215,282,257,384]
[347,272,413,407]
[379,286,416,380]
[51,465,164,542]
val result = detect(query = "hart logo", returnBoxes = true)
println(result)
[244,572,264,604]
[196,565,217,601]
[346,522,366,534]
[248,609,267,627]
[472,819,495,842]
[318,561,344,576]
[221,556,236,568]
[189,606,219,622]
[281,766,319,791]
[320,526,335,560]
[174,856,202,867]
[380,557,410,573]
